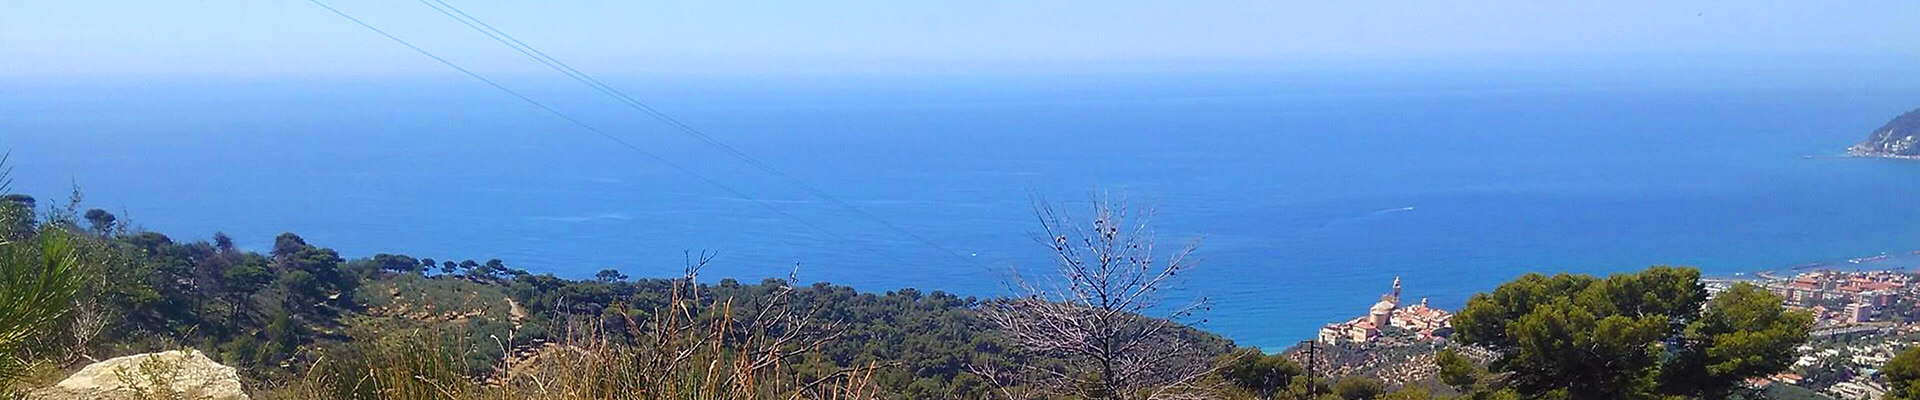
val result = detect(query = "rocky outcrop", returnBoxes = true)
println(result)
[1850,108,1920,157]
[33,350,247,400]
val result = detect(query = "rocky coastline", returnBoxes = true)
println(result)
[1849,108,1920,158]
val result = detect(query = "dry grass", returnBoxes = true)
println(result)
[271,256,880,400]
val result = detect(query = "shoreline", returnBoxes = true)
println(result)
[1845,148,1920,160]
[1715,250,1920,284]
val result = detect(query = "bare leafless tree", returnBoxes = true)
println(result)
[978,193,1218,400]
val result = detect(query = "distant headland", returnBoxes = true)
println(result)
[1848,108,1920,159]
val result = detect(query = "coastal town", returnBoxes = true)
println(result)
[1722,265,1920,399]
[1301,260,1920,399]
[1725,268,1910,328]
[1317,277,1455,345]
[1286,278,1457,387]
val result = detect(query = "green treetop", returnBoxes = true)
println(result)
[1452,266,1812,400]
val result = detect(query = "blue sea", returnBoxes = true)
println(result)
[4,71,1919,349]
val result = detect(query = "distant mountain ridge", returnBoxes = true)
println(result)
[1850,108,1920,157]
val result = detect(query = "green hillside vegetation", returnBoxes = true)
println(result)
[1884,346,1920,400]
[0,161,1828,400]
[0,174,1248,399]
[1852,108,1920,156]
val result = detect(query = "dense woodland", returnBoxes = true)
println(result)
[0,165,1883,400]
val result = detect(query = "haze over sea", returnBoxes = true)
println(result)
[6,71,1920,349]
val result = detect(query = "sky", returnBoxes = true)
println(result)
[2,1,1918,79]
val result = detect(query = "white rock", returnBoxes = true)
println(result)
[35,350,248,400]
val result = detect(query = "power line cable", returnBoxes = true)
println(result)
[304,0,917,268]
[413,0,989,269]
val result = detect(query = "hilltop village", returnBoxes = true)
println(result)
[1291,278,1463,388]
[1317,277,1455,345]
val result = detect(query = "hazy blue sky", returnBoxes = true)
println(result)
[3,1,1918,78]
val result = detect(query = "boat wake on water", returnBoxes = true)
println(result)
[1368,206,1416,216]
[1320,206,1417,229]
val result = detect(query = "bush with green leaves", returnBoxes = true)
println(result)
[1452,266,1812,400]
[1886,346,1920,400]
[0,175,83,394]
[1218,348,1304,399]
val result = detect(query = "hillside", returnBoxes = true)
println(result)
[0,191,1238,399]
[1850,108,1920,157]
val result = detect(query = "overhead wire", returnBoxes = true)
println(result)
[411,0,990,270]
[304,0,920,268]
